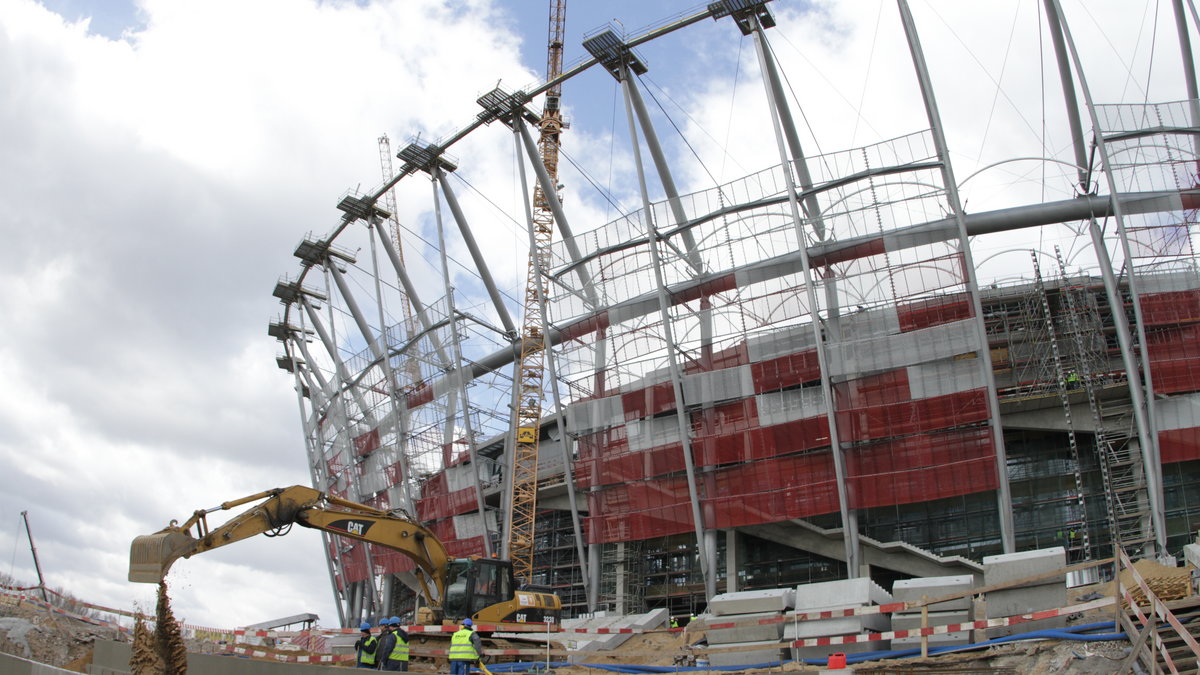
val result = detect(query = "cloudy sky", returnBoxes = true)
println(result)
[0,0,1190,631]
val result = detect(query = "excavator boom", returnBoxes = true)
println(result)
[129,486,449,606]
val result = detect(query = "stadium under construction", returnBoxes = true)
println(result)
[269,0,1200,627]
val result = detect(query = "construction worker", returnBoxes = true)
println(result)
[376,617,396,670]
[381,615,410,671]
[670,617,679,628]
[354,621,378,669]
[449,618,483,675]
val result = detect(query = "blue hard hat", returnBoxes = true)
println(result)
[360,622,371,631]
[390,616,401,625]
[463,618,473,627]
[382,617,394,625]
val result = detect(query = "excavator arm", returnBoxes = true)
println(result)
[129,486,449,607]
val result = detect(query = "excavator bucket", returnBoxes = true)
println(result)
[128,530,197,583]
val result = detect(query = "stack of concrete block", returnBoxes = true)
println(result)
[889,574,975,650]
[701,588,793,667]
[562,608,669,662]
[982,547,1067,639]
[787,578,892,662]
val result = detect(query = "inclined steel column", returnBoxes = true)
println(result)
[512,117,594,609]
[514,120,601,306]
[749,15,860,575]
[897,0,1016,552]
[620,61,714,601]
[750,15,859,567]
[1042,0,1089,186]
[756,28,825,241]
[299,296,376,425]
[1172,0,1200,163]
[291,363,348,627]
[435,173,518,337]
[328,243,415,515]
[1049,0,1168,554]
[367,216,416,518]
[623,75,704,272]
[371,223,455,369]
[432,170,495,557]
[1044,0,1165,556]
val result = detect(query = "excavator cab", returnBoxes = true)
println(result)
[443,558,513,620]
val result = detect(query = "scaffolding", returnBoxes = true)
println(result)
[269,3,1200,625]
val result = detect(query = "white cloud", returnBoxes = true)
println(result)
[0,0,536,629]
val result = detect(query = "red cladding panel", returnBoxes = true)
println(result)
[406,382,434,409]
[1160,427,1200,463]
[845,428,997,508]
[686,342,750,374]
[353,429,381,456]
[1151,359,1200,395]
[622,382,677,420]
[897,294,974,332]
[751,350,820,392]
[838,389,989,443]
[416,486,475,521]
[1140,290,1200,326]
[835,369,912,408]
[445,536,488,559]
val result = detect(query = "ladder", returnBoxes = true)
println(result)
[1030,251,1091,561]
[1053,247,1154,557]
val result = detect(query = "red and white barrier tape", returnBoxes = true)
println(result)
[788,596,1115,648]
[235,622,560,640]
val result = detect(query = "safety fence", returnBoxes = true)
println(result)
[6,552,1197,669]
[1115,547,1200,674]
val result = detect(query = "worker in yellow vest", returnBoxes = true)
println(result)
[354,621,378,669]
[381,615,410,671]
[449,618,483,675]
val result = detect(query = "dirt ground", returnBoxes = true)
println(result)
[0,593,127,672]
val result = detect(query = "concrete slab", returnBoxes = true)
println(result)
[985,586,1067,619]
[891,575,974,611]
[783,613,890,639]
[792,640,890,661]
[794,578,891,611]
[982,547,1065,589]
[985,614,1067,639]
[891,610,970,631]
[706,640,786,667]
[891,632,972,648]
[708,588,794,615]
[705,611,784,644]
[1184,543,1200,570]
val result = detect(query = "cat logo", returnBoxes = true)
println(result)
[330,519,373,537]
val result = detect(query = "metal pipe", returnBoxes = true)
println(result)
[432,170,495,558]
[897,0,1015,552]
[435,174,518,337]
[20,512,49,603]
[620,62,714,601]
[750,14,860,575]
[1050,0,1167,555]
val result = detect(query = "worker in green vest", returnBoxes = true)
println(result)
[381,615,410,671]
[354,621,378,669]
[449,618,482,675]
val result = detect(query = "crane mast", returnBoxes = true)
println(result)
[507,0,566,585]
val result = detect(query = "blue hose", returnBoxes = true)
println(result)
[477,620,1135,673]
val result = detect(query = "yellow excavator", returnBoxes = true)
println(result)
[128,485,560,628]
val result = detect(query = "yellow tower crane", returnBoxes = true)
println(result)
[507,0,567,585]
